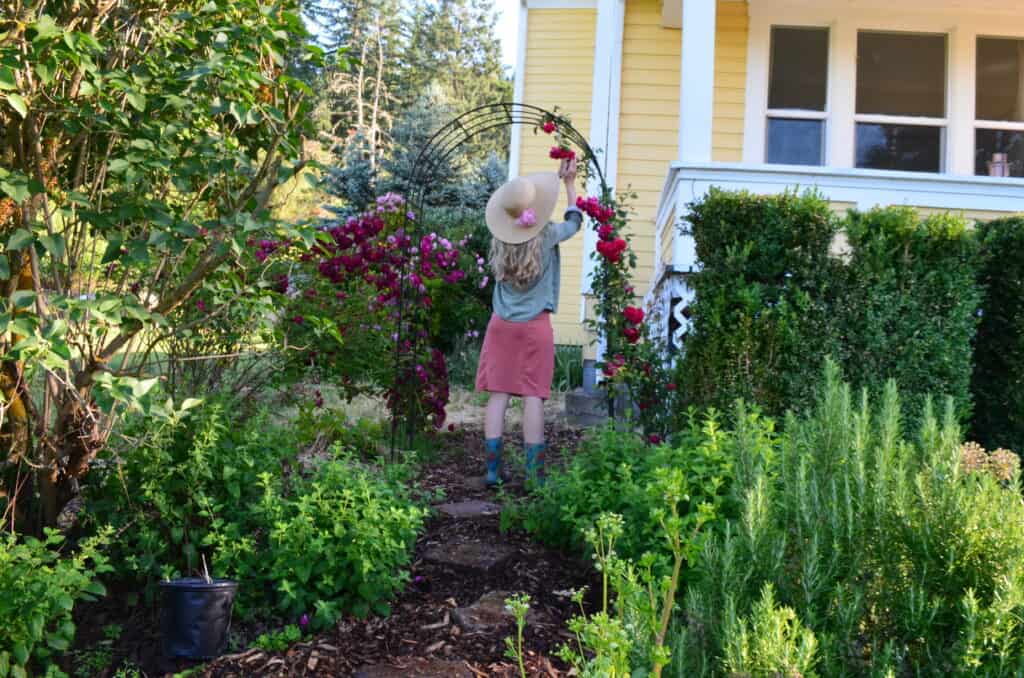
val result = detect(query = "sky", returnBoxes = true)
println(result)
[493,0,520,69]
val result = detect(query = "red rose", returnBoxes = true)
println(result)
[648,434,662,445]
[597,224,615,241]
[549,146,576,160]
[596,238,627,263]
[602,363,618,377]
[666,382,677,391]
[448,423,456,432]
[624,306,645,325]
[613,354,626,366]
[623,327,640,343]
[542,120,556,134]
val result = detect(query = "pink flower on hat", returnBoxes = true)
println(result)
[516,208,537,228]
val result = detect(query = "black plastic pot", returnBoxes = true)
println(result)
[159,578,238,659]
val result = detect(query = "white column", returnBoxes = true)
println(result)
[508,0,529,179]
[827,18,857,168]
[582,0,624,297]
[582,0,624,368]
[678,0,717,163]
[948,25,977,176]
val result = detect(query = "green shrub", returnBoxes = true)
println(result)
[681,191,982,427]
[840,207,981,423]
[673,362,1024,677]
[0,529,111,678]
[971,217,1024,454]
[681,189,843,417]
[84,403,426,628]
[516,408,773,571]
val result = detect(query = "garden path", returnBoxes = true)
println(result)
[198,425,595,677]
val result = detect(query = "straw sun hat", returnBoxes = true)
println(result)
[485,172,560,245]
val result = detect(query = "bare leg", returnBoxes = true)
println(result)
[485,393,511,439]
[522,397,545,445]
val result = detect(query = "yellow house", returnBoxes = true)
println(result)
[509,0,1024,351]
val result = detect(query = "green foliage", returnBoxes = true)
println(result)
[680,189,844,416]
[840,207,982,422]
[680,191,982,426]
[83,402,426,628]
[254,625,302,653]
[673,362,1024,677]
[516,409,770,572]
[0,529,111,678]
[504,593,531,678]
[970,217,1024,454]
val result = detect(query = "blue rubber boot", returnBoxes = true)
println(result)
[484,438,503,486]
[525,443,546,487]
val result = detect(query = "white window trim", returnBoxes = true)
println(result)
[744,3,1024,177]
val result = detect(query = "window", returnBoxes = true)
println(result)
[855,31,947,173]
[976,37,1024,177]
[766,27,829,166]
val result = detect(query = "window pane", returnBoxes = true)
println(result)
[977,38,1024,122]
[766,118,824,165]
[857,32,946,117]
[769,27,829,111]
[976,129,1024,177]
[856,123,943,172]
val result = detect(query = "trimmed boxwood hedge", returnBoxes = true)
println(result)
[971,217,1024,454]
[679,190,985,430]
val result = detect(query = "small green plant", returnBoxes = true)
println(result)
[720,584,819,678]
[557,470,719,677]
[504,594,532,678]
[254,625,302,653]
[0,528,111,678]
[72,647,113,678]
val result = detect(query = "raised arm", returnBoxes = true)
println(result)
[548,158,583,244]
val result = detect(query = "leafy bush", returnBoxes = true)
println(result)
[1,529,111,678]
[84,402,426,628]
[516,409,773,570]
[680,191,983,427]
[971,217,1024,454]
[680,189,843,417]
[839,207,982,423]
[673,363,1024,677]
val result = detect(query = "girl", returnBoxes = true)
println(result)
[475,157,581,486]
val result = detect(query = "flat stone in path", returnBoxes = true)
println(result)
[436,500,501,519]
[353,658,475,678]
[452,590,541,634]
[422,541,516,575]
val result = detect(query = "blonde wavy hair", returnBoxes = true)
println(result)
[489,225,548,289]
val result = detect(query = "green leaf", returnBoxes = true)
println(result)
[10,644,27,667]
[181,398,203,411]
[5,93,27,118]
[78,79,96,97]
[132,377,159,398]
[0,176,30,204]
[0,67,15,91]
[35,62,53,85]
[32,15,62,41]
[84,581,106,597]
[7,229,31,250]
[0,253,9,280]
[11,290,35,310]
[100,237,123,264]
[46,635,70,652]
[56,593,74,611]
[39,234,65,259]
[126,91,146,112]
[108,158,130,173]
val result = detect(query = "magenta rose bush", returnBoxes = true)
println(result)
[268,193,486,431]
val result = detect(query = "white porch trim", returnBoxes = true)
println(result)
[524,0,597,8]
[508,0,529,179]
[678,0,717,163]
[582,0,625,302]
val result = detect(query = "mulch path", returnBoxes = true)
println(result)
[68,424,597,677]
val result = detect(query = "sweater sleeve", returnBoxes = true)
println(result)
[546,207,584,247]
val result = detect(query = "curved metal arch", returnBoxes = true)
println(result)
[389,103,611,456]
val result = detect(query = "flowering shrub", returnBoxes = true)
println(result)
[273,193,486,430]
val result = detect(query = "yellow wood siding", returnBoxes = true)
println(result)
[518,8,596,346]
[713,1,748,162]
[914,206,1021,225]
[616,0,681,304]
[659,208,676,266]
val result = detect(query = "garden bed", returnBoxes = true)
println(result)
[65,425,595,677]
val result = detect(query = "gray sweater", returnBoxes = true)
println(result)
[492,206,584,322]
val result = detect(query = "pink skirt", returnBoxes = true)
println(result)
[475,312,555,400]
